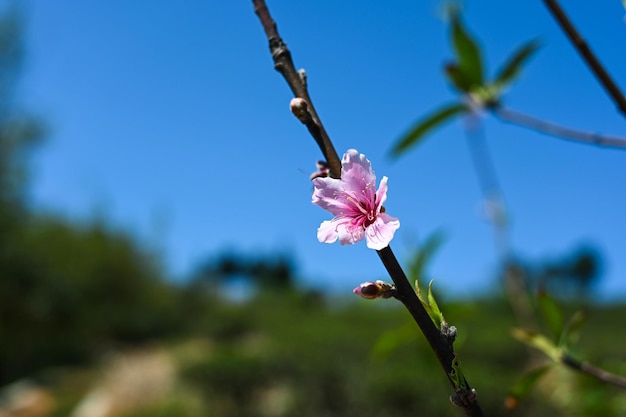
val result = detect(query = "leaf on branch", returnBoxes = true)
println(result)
[558,309,587,348]
[415,279,445,329]
[492,39,541,90]
[445,63,474,93]
[538,291,564,342]
[511,328,562,362]
[450,11,484,90]
[390,103,468,157]
[427,280,444,327]
[505,365,552,410]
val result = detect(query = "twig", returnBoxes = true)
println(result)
[561,354,626,389]
[493,106,626,149]
[252,1,484,415]
[252,0,341,178]
[542,0,626,117]
[378,247,483,416]
[463,117,536,330]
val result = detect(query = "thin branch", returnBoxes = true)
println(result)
[493,106,626,150]
[252,0,341,178]
[290,98,328,156]
[378,247,483,416]
[252,1,483,415]
[542,0,626,117]
[463,118,536,330]
[561,354,626,389]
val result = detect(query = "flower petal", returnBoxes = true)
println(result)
[312,177,351,216]
[341,149,377,200]
[365,213,400,250]
[317,219,339,244]
[375,176,389,210]
[337,221,365,246]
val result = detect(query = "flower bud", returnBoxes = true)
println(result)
[310,160,329,180]
[353,280,396,300]
[290,97,309,123]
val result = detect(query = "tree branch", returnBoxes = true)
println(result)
[493,106,626,149]
[378,246,482,416]
[252,0,341,178]
[561,354,626,389]
[541,0,626,117]
[252,1,483,415]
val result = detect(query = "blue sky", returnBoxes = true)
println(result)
[20,1,626,299]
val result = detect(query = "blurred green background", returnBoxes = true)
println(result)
[1,4,626,417]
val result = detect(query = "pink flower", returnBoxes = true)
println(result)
[312,149,400,250]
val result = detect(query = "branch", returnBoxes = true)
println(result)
[462,119,536,330]
[252,1,483,415]
[252,0,341,178]
[493,106,626,150]
[542,0,626,117]
[377,247,482,415]
[561,354,626,389]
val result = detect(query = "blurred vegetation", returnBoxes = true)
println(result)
[15,291,624,417]
[0,6,182,385]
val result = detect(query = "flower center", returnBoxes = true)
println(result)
[346,195,376,227]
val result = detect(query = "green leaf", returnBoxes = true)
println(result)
[427,280,444,327]
[414,279,441,327]
[559,309,587,348]
[506,365,551,410]
[450,11,484,90]
[371,323,417,359]
[390,103,467,157]
[493,39,541,88]
[444,63,473,93]
[538,291,564,342]
[449,355,466,389]
[511,328,561,362]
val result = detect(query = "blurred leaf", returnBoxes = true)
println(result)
[406,230,446,282]
[512,328,561,362]
[493,40,541,89]
[444,63,474,93]
[538,291,564,342]
[390,103,467,157]
[559,309,588,348]
[505,365,552,410]
[450,11,484,90]
[371,323,417,359]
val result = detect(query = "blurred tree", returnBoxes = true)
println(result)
[0,214,182,384]
[499,245,603,302]
[0,6,181,385]
[538,245,602,299]
[0,7,43,217]
[193,251,296,296]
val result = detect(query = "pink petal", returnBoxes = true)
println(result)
[317,219,340,244]
[340,149,377,199]
[337,221,365,246]
[375,176,389,210]
[364,213,400,250]
[318,218,365,246]
[312,177,351,216]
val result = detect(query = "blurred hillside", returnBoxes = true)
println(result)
[3,289,626,417]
